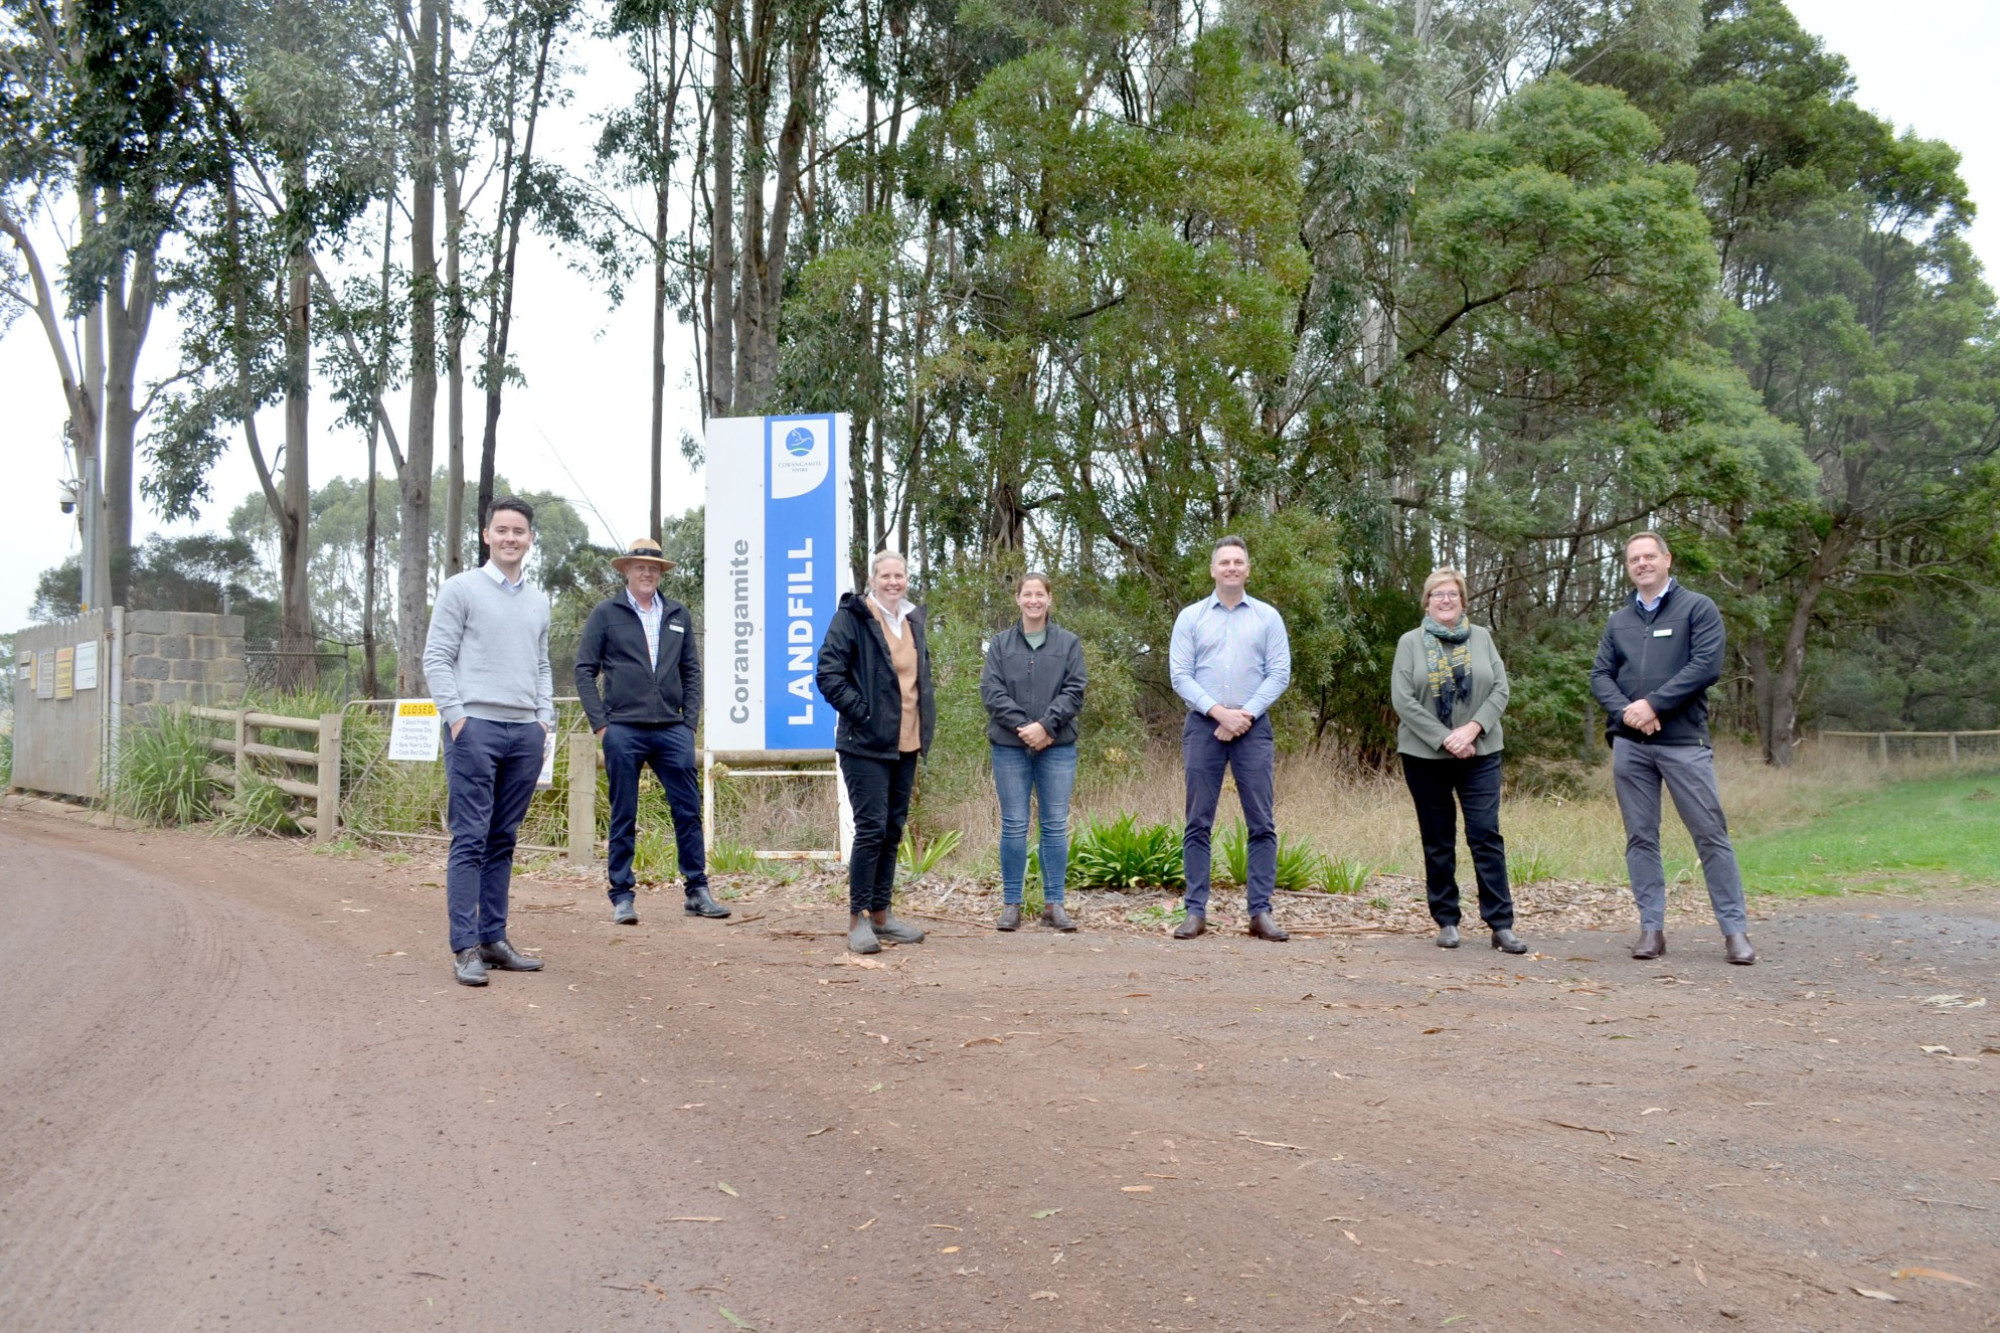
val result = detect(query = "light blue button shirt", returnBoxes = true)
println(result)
[1168,592,1292,718]
[625,588,664,669]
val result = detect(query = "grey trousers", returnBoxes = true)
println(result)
[1610,738,1749,934]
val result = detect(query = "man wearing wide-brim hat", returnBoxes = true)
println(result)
[575,537,726,923]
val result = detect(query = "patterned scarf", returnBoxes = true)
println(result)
[1421,615,1472,726]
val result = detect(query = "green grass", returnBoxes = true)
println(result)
[1736,769,2000,896]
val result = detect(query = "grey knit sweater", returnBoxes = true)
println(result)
[423,566,555,725]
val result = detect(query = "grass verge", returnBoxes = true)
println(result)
[1734,768,2000,896]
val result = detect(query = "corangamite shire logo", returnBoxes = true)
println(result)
[769,417,830,499]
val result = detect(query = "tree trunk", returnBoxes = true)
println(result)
[442,7,466,578]
[707,0,736,417]
[1763,531,1849,768]
[278,220,317,690]
[101,245,149,609]
[476,7,559,567]
[400,0,442,697]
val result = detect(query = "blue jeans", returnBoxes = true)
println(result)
[991,742,1077,904]
[602,722,707,901]
[443,717,545,953]
[1182,712,1276,915]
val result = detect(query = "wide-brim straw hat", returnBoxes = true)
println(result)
[610,536,677,573]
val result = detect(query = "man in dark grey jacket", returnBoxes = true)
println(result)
[1590,531,1756,965]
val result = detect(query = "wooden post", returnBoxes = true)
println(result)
[567,731,595,866]
[1878,732,1888,766]
[234,708,250,794]
[1949,733,1959,763]
[316,713,343,844]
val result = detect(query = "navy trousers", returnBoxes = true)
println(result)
[1400,752,1514,929]
[1182,712,1277,915]
[602,722,708,900]
[443,717,545,953]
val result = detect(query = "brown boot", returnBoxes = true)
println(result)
[1042,902,1077,932]
[1631,929,1666,960]
[996,904,1022,932]
[1172,910,1206,939]
[1724,932,1756,965]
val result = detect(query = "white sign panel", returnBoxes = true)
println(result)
[73,640,99,691]
[704,414,852,752]
[388,699,442,761]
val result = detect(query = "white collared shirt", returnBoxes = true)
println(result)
[481,561,527,593]
[626,588,664,669]
[1637,578,1677,614]
[869,592,915,639]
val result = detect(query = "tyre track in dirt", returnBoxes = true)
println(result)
[3,807,1996,1331]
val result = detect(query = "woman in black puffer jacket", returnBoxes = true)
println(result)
[815,551,935,954]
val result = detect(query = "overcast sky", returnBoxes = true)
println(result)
[1,1,1994,634]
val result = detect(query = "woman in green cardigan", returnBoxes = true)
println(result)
[1389,569,1527,954]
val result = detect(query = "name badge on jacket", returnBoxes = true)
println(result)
[1652,627,1673,637]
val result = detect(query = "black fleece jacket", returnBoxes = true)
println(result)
[814,593,936,760]
[1588,582,1724,747]
[574,593,701,731]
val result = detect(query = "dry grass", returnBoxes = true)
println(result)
[919,737,1950,891]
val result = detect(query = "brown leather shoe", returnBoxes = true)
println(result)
[1172,910,1206,939]
[1724,932,1756,965]
[1248,911,1289,942]
[1042,903,1077,932]
[996,904,1022,932]
[1631,929,1666,960]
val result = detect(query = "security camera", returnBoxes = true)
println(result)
[58,479,79,515]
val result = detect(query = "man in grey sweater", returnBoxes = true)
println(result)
[424,496,555,986]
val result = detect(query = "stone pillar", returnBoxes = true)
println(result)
[122,611,247,712]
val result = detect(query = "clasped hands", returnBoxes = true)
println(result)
[1208,705,1255,742]
[1016,721,1054,752]
[1441,721,1482,759]
[1621,699,1662,736]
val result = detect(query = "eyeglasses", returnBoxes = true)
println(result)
[1428,591,1462,602]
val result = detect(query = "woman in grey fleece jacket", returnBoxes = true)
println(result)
[1389,568,1526,954]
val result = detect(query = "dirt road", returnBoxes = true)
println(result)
[2,808,1996,1332]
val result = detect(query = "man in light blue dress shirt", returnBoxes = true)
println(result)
[1167,536,1293,941]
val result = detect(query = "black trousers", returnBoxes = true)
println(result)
[841,751,919,914]
[1400,752,1513,929]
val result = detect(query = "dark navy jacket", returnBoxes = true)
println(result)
[574,594,700,731]
[1588,582,1724,747]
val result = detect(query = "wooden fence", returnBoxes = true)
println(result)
[191,706,343,843]
[1818,729,2000,764]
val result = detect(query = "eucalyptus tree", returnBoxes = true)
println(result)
[138,0,395,685]
[0,0,222,608]
[1590,0,2000,763]
[583,0,702,543]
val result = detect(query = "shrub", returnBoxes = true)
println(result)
[898,827,963,879]
[1212,823,1328,892]
[116,707,222,826]
[1070,813,1185,889]
[1312,858,1373,895]
[219,774,303,836]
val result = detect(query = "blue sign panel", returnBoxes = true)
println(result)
[762,414,838,748]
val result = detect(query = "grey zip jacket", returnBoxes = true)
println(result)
[1589,582,1724,747]
[979,622,1087,747]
